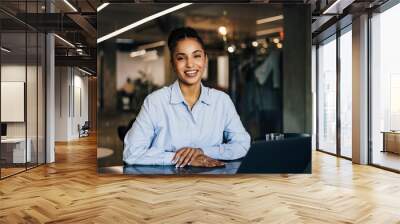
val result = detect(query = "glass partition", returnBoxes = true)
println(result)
[38,32,45,165]
[0,1,46,179]
[317,35,337,155]
[339,28,352,158]
[27,0,38,170]
[370,3,400,171]
[1,30,28,177]
[27,30,38,169]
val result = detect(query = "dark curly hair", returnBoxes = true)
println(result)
[167,27,206,55]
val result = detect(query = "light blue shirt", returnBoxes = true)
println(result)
[123,80,251,165]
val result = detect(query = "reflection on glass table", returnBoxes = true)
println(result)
[98,133,312,175]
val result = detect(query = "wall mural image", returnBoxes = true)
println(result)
[97,3,312,174]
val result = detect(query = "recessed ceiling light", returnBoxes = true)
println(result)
[256,15,284,25]
[130,50,146,58]
[1,47,11,53]
[54,34,75,48]
[78,67,93,76]
[63,0,78,12]
[97,3,192,43]
[322,0,347,14]
[256,27,283,36]
[218,26,227,36]
[97,3,110,12]
[227,45,235,53]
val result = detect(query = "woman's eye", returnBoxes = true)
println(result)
[176,57,184,61]
[194,55,201,58]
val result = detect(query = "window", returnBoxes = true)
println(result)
[317,36,337,154]
[0,1,46,179]
[339,28,352,158]
[370,2,400,171]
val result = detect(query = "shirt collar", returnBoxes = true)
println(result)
[170,80,211,105]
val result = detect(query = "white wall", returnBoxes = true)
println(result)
[55,67,89,141]
[71,73,89,138]
[1,65,34,137]
[55,67,69,141]
[1,64,46,163]
[1,82,25,122]
[1,65,26,140]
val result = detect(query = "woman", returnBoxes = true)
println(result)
[123,27,250,168]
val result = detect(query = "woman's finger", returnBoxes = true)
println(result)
[188,149,201,165]
[182,149,195,167]
[216,160,225,167]
[176,148,191,167]
[177,148,190,167]
[172,148,186,164]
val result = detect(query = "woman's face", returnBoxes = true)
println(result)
[172,38,206,86]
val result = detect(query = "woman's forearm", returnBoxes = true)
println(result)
[123,145,175,165]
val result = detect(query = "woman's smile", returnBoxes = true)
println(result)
[184,69,199,77]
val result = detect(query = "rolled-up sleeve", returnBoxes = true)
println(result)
[201,95,251,160]
[123,96,175,165]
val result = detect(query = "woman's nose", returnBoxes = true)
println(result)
[186,58,194,68]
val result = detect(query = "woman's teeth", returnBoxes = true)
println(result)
[185,70,197,76]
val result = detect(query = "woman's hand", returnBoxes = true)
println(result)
[172,147,203,168]
[189,154,225,167]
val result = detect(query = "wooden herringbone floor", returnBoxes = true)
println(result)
[1,135,400,224]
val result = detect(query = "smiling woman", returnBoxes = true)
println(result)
[122,27,251,168]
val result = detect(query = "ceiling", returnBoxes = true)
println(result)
[1,0,389,74]
[1,32,45,65]
[0,0,99,74]
[98,3,284,53]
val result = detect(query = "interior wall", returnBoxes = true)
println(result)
[72,72,89,138]
[55,67,69,141]
[1,64,38,139]
[54,67,89,141]
[283,5,312,134]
